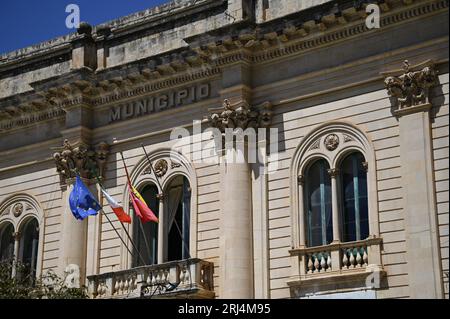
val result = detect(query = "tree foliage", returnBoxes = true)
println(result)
[0,259,88,299]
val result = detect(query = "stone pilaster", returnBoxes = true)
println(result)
[208,61,272,298]
[383,60,443,298]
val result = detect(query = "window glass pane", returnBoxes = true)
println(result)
[304,159,332,247]
[167,176,191,261]
[133,184,159,267]
[341,152,369,242]
[19,218,39,281]
[0,224,14,262]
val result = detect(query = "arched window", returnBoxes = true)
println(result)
[304,159,332,247]
[132,184,159,267]
[0,223,14,262]
[340,152,369,242]
[19,218,39,279]
[166,176,191,261]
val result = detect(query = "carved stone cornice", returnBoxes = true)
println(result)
[189,0,449,65]
[1,0,446,132]
[206,99,272,132]
[382,60,439,112]
[52,139,109,186]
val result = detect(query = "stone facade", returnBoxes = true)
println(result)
[0,0,448,299]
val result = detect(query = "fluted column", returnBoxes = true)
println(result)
[328,168,341,243]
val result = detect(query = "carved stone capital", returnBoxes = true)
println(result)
[362,161,369,172]
[207,99,272,132]
[298,175,305,185]
[13,231,21,241]
[327,168,340,178]
[383,60,438,112]
[53,139,109,186]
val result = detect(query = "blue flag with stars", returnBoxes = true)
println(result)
[69,175,101,220]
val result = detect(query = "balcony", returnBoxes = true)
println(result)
[87,258,215,299]
[287,236,385,297]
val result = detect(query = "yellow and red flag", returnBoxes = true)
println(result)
[121,156,158,224]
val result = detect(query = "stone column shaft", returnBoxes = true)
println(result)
[220,148,253,299]
[329,169,341,243]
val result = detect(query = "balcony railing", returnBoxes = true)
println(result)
[87,258,215,299]
[288,236,384,288]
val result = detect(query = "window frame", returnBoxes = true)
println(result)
[290,122,380,250]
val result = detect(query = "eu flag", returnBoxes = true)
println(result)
[69,175,102,220]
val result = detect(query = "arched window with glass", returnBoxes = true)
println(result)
[19,218,39,280]
[304,159,333,247]
[165,175,191,261]
[340,152,369,242]
[0,223,14,262]
[132,183,159,267]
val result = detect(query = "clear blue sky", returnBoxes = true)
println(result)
[0,0,170,55]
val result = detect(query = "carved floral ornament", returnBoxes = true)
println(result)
[142,159,181,178]
[324,134,340,151]
[383,60,438,110]
[52,139,109,184]
[309,132,354,152]
[207,99,273,132]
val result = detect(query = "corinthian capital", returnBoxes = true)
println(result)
[52,139,109,186]
[207,99,272,132]
[382,60,438,111]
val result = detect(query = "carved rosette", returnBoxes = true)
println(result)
[324,134,340,151]
[154,159,169,178]
[207,99,273,132]
[53,139,109,185]
[384,60,438,110]
[12,203,24,218]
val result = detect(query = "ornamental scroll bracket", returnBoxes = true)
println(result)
[52,139,109,187]
[382,59,439,112]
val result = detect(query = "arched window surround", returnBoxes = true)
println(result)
[0,193,44,278]
[118,148,198,270]
[290,121,380,249]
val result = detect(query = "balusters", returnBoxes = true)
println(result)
[363,248,368,266]
[349,249,356,268]
[342,250,349,269]
[305,252,331,274]
[88,260,215,298]
[307,255,314,274]
[341,246,369,270]
[356,249,362,268]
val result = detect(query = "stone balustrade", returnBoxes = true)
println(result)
[289,236,384,281]
[87,258,215,299]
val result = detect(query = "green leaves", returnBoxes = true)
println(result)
[0,260,88,299]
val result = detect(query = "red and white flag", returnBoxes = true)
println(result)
[101,188,132,224]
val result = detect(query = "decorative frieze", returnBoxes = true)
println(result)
[52,139,109,184]
[383,60,439,111]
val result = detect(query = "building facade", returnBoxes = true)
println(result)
[0,0,448,299]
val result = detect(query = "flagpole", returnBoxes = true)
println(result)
[93,174,147,267]
[140,144,191,260]
[119,151,154,264]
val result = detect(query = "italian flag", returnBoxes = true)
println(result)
[101,188,132,224]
